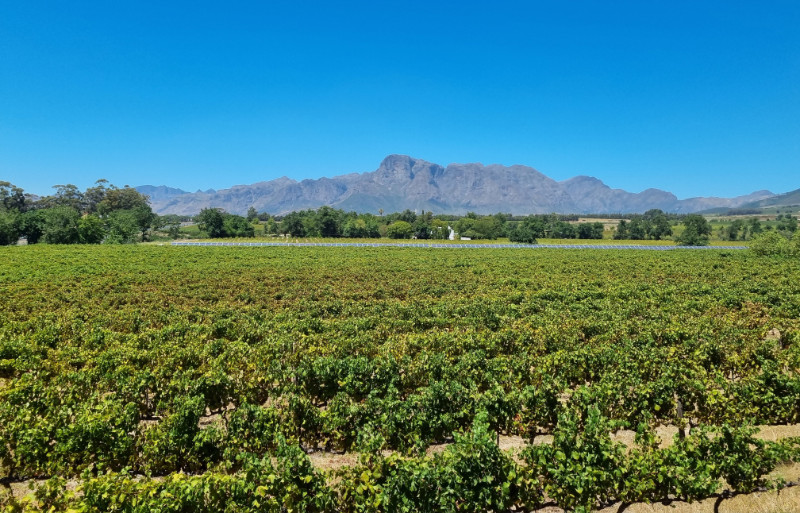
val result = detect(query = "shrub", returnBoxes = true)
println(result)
[750,231,790,256]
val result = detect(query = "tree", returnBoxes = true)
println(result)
[280,212,307,237]
[386,220,413,239]
[0,181,27,212]
[361,215,381,238]
[0,210,19,245]
[750,231,787,256]
[222,214,255,237]
[92,185,156,240]
[196,208,226,238]
[776,214,798,234]
[676,214,711,246]
[47,184,84,211]
[105,210,140,243]
[83,179,109,213]
[265,217,278,235]
[97,186,150,214]
[316,206,340,238]
[158,214,183,239]
[342,218,367,238]
[549,221,577,239]
[613,220,629,240]
[577,222,604,240]
[643,209,672,240]
[302,210,321,236]
[43,206,81,244]
[724,219,745,241]
[454,217,475,238]
[247,207,258,222]
[18,210,45,244]
[167,223,181,239]
[748,217,763,237]
[131,204,158,241]
[472,215,507,240]
[397,209,417,224]
[410,211,433,239]
[628,217,646,240]
[342,216,380,238]
[430,219,450,240]
[78,215,105,244]
[509,215,545,244]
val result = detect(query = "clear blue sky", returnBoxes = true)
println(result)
[2,1,798,198]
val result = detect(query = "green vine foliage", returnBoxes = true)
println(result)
[1,246,800,511]
[337,412,534,513]
[524,401,628,512]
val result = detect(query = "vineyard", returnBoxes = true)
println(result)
[1,245,800,512]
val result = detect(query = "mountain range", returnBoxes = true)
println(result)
[137,155,776,216]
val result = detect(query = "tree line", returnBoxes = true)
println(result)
[196,206,713,245]
[0,180,163,245]
[197,206,609,243]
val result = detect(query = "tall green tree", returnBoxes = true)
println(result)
[105,210,141,243]
[577,222,604,239]
[46,184,84,211]
[430,219,450,240]
[43,206,81,244]
[83,179,109,213]
[246,206,258,222]
[342,217,379,238]
[196,208,226,238]
[676,214,711,246]
[412,211,434,239]
[78,215,105,244]
[549,220,577,239]
[386,220,413,239]
[281,212,307,237]
[18,210,45,244]
[643,209,672,240]
[776,214,798,234]
[0,181,27,212]
[724,219,745,241]
[130,204,158,240]
[97,186,150,214]
[748,217,763,237]
[223,214,255,237]
[397,209,417,224]
[0,210,19,245]
[613,219,629,240]
[316,206,341,238]
[265,217,278,235]
[509,215,545,244]
[628,217,646,240]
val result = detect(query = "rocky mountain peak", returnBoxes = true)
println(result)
[137,156,779,216]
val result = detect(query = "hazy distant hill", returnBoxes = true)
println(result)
[739,188,800,209]
[135,185,191,204]
[137,155,776,216]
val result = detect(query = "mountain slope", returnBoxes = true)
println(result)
[739,188,800,209]
[137,155,777,216]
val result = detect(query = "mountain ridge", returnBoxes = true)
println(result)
[137,155,777,216]
[738,187,800,210]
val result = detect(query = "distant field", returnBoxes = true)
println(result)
[1,245,799,511]
[169,235,748,247]
[178,223,758,247]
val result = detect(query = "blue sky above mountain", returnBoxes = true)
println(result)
[1,1,798,198]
